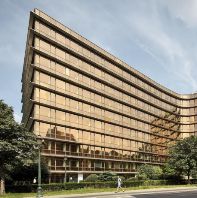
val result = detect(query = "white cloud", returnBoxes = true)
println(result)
[123,0,197,93]
[14,112,22,123]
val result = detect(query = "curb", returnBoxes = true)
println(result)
[24,186,197,198]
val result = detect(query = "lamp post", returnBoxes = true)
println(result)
[37,135,44,198]
[64,156,67,183]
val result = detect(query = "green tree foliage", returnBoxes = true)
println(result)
[8,159,49,184]
[0,100,38,194]
[85,173,125,182]
[162,163,181,180]
[191,170,197,179]
[168,135,197,184]
[97,172,118,182]
[137,164,163,180]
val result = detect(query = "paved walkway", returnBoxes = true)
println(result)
[26,186,197,198]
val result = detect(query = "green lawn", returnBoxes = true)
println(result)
[1,184,196,198]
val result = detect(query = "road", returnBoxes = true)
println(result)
[66,189,197,198]
[133,190,197,198]
[41,189,197,198]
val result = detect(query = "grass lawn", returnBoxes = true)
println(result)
[0,184,196,198]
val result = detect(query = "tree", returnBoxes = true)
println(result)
[137,164,162,180]
[0,100,38,194]
[8,159,49,184]
[168,135,197,184]
[162,163,182,180]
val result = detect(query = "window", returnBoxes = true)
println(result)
[56,110,65,121]
[40,89,50,101]
[56,63,65,75]
[56,32,65,43]
[56,79,65,91]
[56,48,65,59]
[40,72,50,85]
[56,95,65,106]
[40,39,50,52]
[40,106,50,117]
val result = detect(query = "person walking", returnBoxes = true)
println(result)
[115,176,124,193]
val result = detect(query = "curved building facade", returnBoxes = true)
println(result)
[22,9,197,183]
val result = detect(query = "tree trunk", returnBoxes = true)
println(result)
[0,178,5,195]
[187,170,190,184]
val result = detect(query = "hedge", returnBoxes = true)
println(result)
[5,179,187,193]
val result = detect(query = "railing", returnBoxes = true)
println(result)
[42,149,65,155]
[42,150,165,164]
[48,166,136,172]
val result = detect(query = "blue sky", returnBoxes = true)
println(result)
[0,0,197,122]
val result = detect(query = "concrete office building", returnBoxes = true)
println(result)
[22,9,197,183]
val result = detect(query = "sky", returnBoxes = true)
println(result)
[0,0,197,123]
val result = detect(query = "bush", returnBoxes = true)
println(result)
[5,182,115,193]
[6,183,85,193]
[5,179,182,193]
[84,174,98,182]
[137,173,147,180]
[126,177,138,181]
[124,180,144,187]
[137,164,163,180]
[152,166,163,180]
[5,184,37,193]
[97,172,117,182]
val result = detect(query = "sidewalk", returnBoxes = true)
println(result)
[26,186,197,198]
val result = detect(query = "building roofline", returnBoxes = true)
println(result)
[31,8,197,99]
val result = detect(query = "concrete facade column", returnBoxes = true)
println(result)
[78,173,83,183]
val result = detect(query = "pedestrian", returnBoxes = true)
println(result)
[115,176,124,193]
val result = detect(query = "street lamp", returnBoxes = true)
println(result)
[37,135,44,198]
[64,156,67,183]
